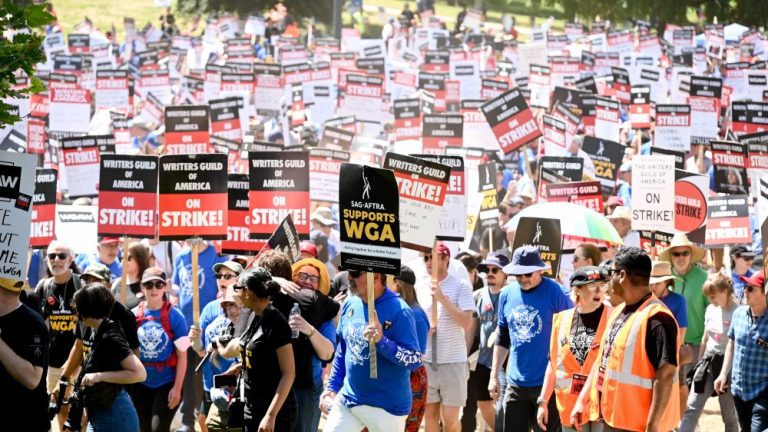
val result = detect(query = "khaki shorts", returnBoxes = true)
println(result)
[426,362,469,407]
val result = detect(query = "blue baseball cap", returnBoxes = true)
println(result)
[477,252,511,273]
[503,245,551,275]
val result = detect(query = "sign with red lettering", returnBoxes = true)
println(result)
[594,97,620,142]
[220,174,264,255]
[49,87,91,133]
[254,63,282,116]
[383,152,450,252]
[95,70,130,112]
[629,85,652,129]
[422,114,463,154]
[394,99,421,143]
[639,231,674,258]
[158,154,228,240]
[310,148,350,203]
[481,87,541,154]
[248,152,310,240]
[60,136,101,198]
[674,170,708,243]
[26,118,46,155]
[30,169,57,248]
[97,155,158,237]
[711,140,749,195]
[540,181,604,213]
[706,195,750,246]
[209,97,242,142]
[689,76,722,144]
[542,115,567,156]
[164,105,211,155]
[731,101,768,136]
[654,104,692,152]
[320,126,355,151]
[412,154,466,242]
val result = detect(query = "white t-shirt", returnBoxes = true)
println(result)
[704,302,737,355]
[415,273,475,364]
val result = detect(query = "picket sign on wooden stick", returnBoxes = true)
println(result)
[120,237,130,306]
[431,239,439,370]
[25,249,33,290]
[367,272,377,379]
[192,239,200,326]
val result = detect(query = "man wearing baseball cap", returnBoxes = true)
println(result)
[489,245,573,432]
[75,236,123,282]
[0,277,49,430]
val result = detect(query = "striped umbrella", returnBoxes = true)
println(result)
[504,202,624,245]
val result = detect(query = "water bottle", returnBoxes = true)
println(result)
[290,303,301,339]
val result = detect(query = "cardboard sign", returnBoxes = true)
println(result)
[481,87,541,154]
[629,85,652,129]
[56,205,98,255]
[581,137,624,196]
[674,169,708,243]
[460,100,498,152]
[594,97,621,142]
[98,155,159,237]
[540,181,604,213]
[731,101,768,136]
[49,88,91,133]
[0,152,36,279]
[164,105,211,155]
[639,230,674,258]
[711,141,749,195]
[339,163,400,274]
[158,153,228,240]
[320,126,355,151]
[689,76,722,144]
[309,148,350,203]
[654,104,692,152]
[30,169,57,248]
[512,217,562,277]
[394,99,422,143]
[631,155,676,232]
[384,152,450,252]
[95,70,130,112]
[422,114,462,154]
[528,64,551,108]
[60,136,101,198]
[253,63,282,116]
[26,118,46,155]
[650,147,686,170]
[705,194,751,246]
[265,214,301,262]
[338,74,384,123]
[248,152,310,240]
[541,115,567,156]
[209,97,243,142]
[221,173,263,255]
[412,154,466,242]
[540,156,584,183]
[466,162,499,251]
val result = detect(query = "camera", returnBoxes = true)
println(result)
[48,379,68,420]
[212,333,233,349]
[62,391,84,432]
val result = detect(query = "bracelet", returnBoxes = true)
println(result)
[308,327,316,337]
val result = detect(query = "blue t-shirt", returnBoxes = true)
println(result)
[172,244,228,326]
[732,269,754,304]
[133,303,189,388]
[202,311,236,391]
[496,277,573,387]
[75,254,122,281]
[476,288,501,369]
[411,305,430,354]
[327,288,421,416]
[660,291,688,329]
[312,320,338,385]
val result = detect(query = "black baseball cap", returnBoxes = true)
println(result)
[570,266,608,288]
[395,265,416,285]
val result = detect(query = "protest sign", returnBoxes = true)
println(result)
[639,231,674,258]
[164,105,211,154]
[209,97,243,142]
[512,217,562,277]
[384,152,450,252]
[0,130,26,153]
[49,88,91,133]
[540,181,604,213]
[309,148,350,203]
[413,154,467,242]
[320,126,355,150]
[629,85,652,129]
[95,70,130,112]
[461,100,499,152]
[60,136,101,198]
[689,76,722,144]
[248,151,310,240]
[551,103,581,148]
[338,74,385,123]
[422,114,463,154]
[394,99,422,144]
[539,156,584,183]
[654,104,692,152]
[30,169,57,248]
[466,162,499,251]
[650,146,686,170]
[480,87,541,154]
[265,214,301,262]
[594,97,621,142]
[220,173,263,255]
[631,155,676,232]
[98,155,159,238]
[541,115,567,156]
[339,163,401,273]
[731,101,768,136]
[158,153,228,240]
[581,137,624,196]
[253,63,282,116]
[705,194,750,246]
[0,152,35,279]
[27,118,46,155]
[528,64,551,108]
[674,170,708,243]
[56,205,98,255]
[711,140,749,195]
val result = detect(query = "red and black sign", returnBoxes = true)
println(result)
[98,155,158,238]
[630,85,652,129]
[689,76,722,144]
[320,126,355,150]
[711,140,748,195]
[512,217,562,277]
[209,97,242,142]
[27,118,46,155]
[423,50,450,73]
[541,180,603,213]
[639,231,674,258]
[394,99,421,142]
[418,72,447,111]
[158,153,228,240]
[68,34,90,54]
[706,194,750,246]
[542,115,567,154]
[412,154,466,242]
[60,135,101,198]
[651,147,686,170]
[610,67,631,104]
[674,170,708,243]
[731,101,768,136]
[220,174,264,255]
[30,169,57,248]
[481,87,541,154]
[422,114,463,154]
[248,152,310,240]
[164,105,211,155]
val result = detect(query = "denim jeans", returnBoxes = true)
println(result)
[294,378,323,432]
[679,368,739,432]
[734,387,768,432]
[87,389,139,432]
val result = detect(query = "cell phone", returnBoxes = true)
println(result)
[213,374,238,388]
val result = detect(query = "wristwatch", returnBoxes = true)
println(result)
[536,396,546,407]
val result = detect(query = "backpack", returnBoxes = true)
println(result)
[41,274,83,318]
[135,301,178,371]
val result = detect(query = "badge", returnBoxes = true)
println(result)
[571,373,587,394]
[47,296,56,306]
[383,320,392,330]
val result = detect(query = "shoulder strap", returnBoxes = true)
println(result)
[135,301,147,324]
[160,301,174,338]
[72,274,83,291]
[41,278,55,317]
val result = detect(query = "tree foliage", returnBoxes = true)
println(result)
[0,1,53,127]
[176,0,331,27]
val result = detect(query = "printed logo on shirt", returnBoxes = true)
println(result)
[178,264,206,297]
[510,305,543,344]
[32,334,43,359]
[138,320,170,360]
[345,318,370,365]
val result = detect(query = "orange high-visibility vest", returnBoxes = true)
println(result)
[549,305,611,427]
[592,295,681,432]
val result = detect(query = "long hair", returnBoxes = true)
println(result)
[126,241,152,280]
[396,279,421,309]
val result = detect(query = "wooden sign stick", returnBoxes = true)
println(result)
[367,271,377,379]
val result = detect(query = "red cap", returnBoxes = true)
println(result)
[98,236,120,244]
[606,196,624,207]
[300,241,317,258]
[741,271,765,289]
[435,242,451,259]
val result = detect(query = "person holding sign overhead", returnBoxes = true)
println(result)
[320,269,422,432]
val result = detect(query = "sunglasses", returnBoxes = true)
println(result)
[517,272,534,278]
[422,254,446,262]
[215,273,236,280]
[671,251,691,258]
[142,281,166,290]
[737,255,755,261]
[298,272,320,284]
[232,284,245,292]
[488,267,502,274]
[48,252,68,261]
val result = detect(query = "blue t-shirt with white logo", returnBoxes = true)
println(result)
[132,304,188,388]
[171,244,228,326]
[202,312,236,391]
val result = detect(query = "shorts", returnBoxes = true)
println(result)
[200,391,212,416]
[469,364,493,402]
[426,361,469,407]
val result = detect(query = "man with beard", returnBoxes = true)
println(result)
[75,236,122,282]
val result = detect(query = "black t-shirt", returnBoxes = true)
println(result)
[569,304,604,366]
[76,302,139,358]
[80,319,133,410]
[0,303,50,431]
[241,305,296,420]
[35,275,82,368]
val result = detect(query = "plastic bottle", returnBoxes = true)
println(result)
[290,303,301,339]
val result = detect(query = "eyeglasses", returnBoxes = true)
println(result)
[738,255,755,261]
[142,281,166,290]
[48,252,68,261]
[298,272,320,284]
[607,268,621,276]
[671,251,691,258]
[580,283,610,293]
[232,284,245,292]
[215,273,236,280]
[488,267,502,274]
